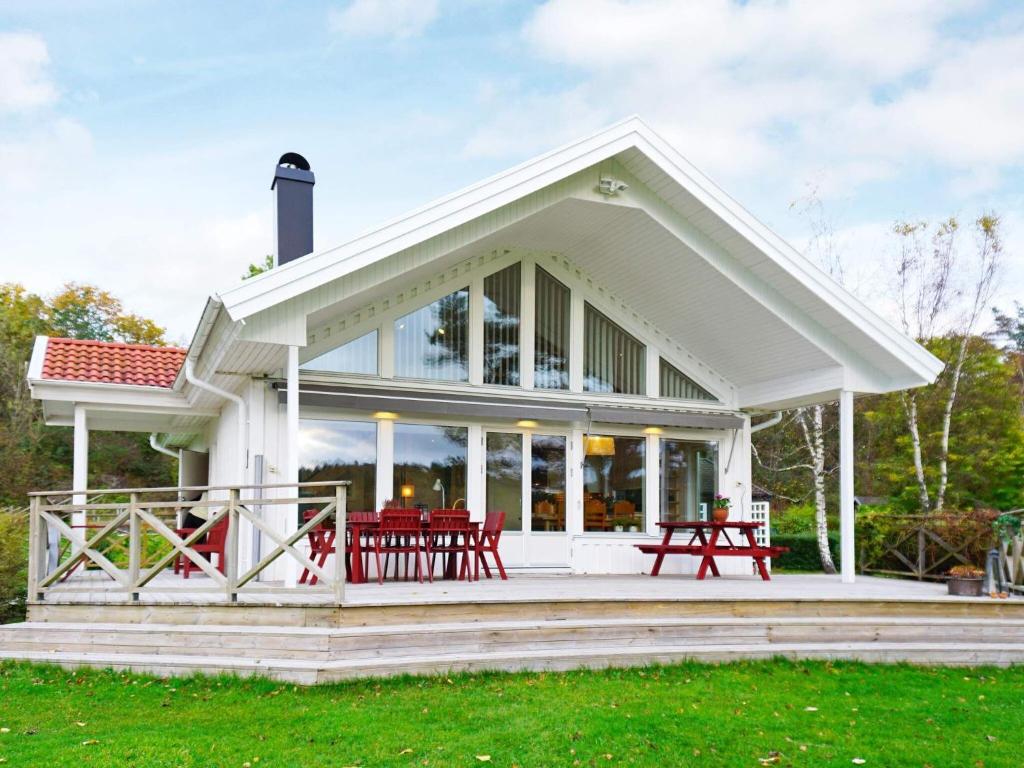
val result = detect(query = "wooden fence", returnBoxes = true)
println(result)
[858,509,1023,590]
[26,481,348,604]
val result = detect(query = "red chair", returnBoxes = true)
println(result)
[181,516,229,579]
[373,509,425,584]
[425,509,471,582]
[475,510,507,580]
[343,510,378,583]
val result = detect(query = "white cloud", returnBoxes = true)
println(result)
[463,0,1023,201]
[328,0,439,40]
[0,31,59,113]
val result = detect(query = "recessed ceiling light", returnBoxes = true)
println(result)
[373,411,398,420]
[517,419,538,428]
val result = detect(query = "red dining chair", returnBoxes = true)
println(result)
[182,516,229,579]
[373,509,425,584]
[425,509,471,582]
[343,510,377,582]
[475,510,507,580]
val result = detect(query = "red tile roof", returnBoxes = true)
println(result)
[42,337,186,388]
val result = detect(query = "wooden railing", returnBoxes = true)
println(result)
[857,510,998,581]
[26,481,348,604]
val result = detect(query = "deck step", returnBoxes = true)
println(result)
[3,641,1024,684]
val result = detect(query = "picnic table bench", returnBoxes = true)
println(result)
[635,521,788,581]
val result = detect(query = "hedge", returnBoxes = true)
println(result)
[771,532,841,572]
[0,509,28,624]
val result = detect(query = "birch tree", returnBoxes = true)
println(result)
[891,215,1003,512]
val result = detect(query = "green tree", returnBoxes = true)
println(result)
[0,282,175,506]
[242,254,274,280]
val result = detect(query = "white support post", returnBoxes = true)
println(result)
[469,274,484,386]
[376,417,394,510]
[284,345,300,588]
[569,292,584,393]
[839,389,856,584]
[644,432,659,534]
[72,404,88,529]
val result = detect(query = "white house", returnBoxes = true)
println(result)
[26,116,942,585]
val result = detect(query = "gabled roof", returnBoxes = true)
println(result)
[216,116,943,399]
[40,337,186,389]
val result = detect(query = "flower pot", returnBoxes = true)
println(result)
[613,525,624,532]
[947,576,984,597]
[712,507,729,523]
[628,525,639,533]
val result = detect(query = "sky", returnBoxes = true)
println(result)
[1,0,1022,344]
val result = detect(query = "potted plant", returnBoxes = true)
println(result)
[712,494,731,523]
[947,564,985,597]
[611,517,632,533]
[628,523,640,533]
[993,513,1022,543]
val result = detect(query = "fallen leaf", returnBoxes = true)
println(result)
[805,706,818,712]
[985,735,997,742]
[0,728,8,734]
[476,757,491,762]
[852,760,866,765]
[74,722,87,727]
[82,739,100,746]
[399,748,413,755]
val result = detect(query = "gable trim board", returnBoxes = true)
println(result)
[216,117,942,404]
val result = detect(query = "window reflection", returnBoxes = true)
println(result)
[584,303,645,395]
[531,435,566,532]
[583,435,645,532]
[484,263,521,386]
[486,432,523,531]
[661,440,718,522]
[394,288,469,381]
[535,267,570,389]
[393,423,467,511]
[302,330,378,375]
[298,419,377,513]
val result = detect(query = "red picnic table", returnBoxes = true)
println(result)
[635,521,788,581]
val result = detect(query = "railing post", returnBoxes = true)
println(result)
[917,526,926,580]
[334,484,347,604]
[226,488,240,603]
[27,496,42,602]
[128,492,141,601]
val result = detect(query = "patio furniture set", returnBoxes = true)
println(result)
[173,508,509,585]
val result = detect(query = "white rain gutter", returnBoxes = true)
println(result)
[149,433,179,459]
[184,358,248,475]
[750,411,783,434]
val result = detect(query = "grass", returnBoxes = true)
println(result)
[1,660,1022,767]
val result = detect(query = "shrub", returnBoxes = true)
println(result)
[772,532,841,571]
[770,504,839,535]
[0,509,28,624]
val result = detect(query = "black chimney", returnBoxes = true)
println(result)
[271,152,315,266]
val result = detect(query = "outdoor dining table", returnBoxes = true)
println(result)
[343,517,481,584]
[636,521,786,581]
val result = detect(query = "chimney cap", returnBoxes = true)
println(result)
[271,152,314,190]
[277,152,311,171]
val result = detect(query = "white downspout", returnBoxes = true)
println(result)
[184,358,248,481]
[750,411,783,434]
[149,433,179,459]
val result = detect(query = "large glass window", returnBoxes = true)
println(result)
[483,263,521,386]
[535,267,570,389]
[302,330,378,375]
[582,434,645,532]
[661,440,718,522]
[392,423,467,510]
[584,304,645,395]
[531,435,566,532]
[660,358,716,401]
[298,419,377,513]
[394,288,469,381]
[486,432,523,532]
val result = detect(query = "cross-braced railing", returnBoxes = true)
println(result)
[26,481,348,603]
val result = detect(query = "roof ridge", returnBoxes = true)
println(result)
[47,336,186,353]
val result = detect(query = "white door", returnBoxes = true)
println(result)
[484,430,570,569]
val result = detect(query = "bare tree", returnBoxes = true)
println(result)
[890,215,1003,512]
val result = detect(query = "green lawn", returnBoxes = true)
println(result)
[1,660,1022,767]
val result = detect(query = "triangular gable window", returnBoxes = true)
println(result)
[302,330,378,375]
[660,358,716,401]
